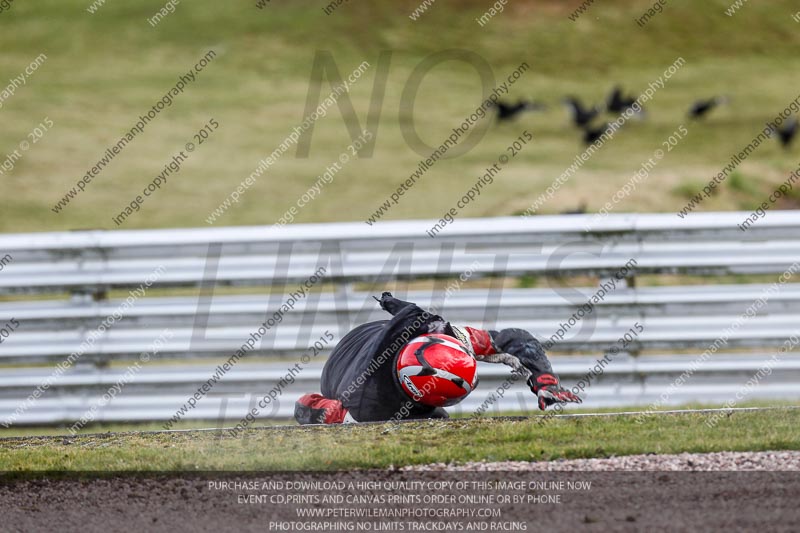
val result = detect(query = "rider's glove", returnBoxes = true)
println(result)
[527,373,582,411]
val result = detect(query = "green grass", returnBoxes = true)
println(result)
[1,0,800,232]
[2,400,792,437]
[2,408,798,472]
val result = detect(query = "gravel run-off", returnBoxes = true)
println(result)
[401,450,800,471]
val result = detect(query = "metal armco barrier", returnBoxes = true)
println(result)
[0,211,798,425]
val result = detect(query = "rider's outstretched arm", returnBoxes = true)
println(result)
[450,325,582,411]
[374,292,581,410]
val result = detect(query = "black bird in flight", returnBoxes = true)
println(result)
[492,99,546,122]
[607,86,638,114]
[773,116,798,149]
[582,123,610,145]
[563,97,600,127]
[688,97,727,120]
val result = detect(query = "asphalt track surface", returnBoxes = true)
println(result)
[3,406,799,532]
[2,469,799,532]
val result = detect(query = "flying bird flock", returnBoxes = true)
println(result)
[487,85,799,215]
[490,87,797,149]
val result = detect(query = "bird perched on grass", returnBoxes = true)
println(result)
[772,116,798,149]
[492,99,546,122]
[560,202,587,215]
[606,86,639,115]
[563,97,600,127]
[688,97,728,120]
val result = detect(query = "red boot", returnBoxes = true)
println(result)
[294,393,349,424]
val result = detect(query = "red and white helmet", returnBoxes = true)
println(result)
[396,333,479,407]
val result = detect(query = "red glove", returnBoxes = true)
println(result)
[528,373,582,411]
